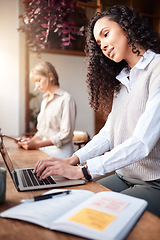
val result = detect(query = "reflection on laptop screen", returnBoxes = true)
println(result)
[0,144,15,177]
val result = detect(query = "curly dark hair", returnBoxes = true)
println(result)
[85,5,160,115]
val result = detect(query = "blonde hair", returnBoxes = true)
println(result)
[30,61,59,86]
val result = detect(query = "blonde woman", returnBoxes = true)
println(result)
[17,62,76,158]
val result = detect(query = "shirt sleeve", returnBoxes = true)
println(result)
[50,95,76,148]
[77,88,160,179]
[75,113,111,162]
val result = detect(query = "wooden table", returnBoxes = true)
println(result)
[0,139,160,240]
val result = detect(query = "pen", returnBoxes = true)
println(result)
[21,190,71,203]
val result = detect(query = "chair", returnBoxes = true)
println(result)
[72,130,90,150]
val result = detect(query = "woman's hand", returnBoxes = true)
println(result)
[17,137,40,150]
[33,155,83,180]
[16,137,30,148]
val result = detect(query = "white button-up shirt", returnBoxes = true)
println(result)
[35,88,76,148]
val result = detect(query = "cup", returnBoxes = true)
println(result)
[0,167,6,203]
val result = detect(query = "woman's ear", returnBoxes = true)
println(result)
[48,72,54,85]
[48,72,54,81]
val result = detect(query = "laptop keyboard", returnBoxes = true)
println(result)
[19,168,56,187]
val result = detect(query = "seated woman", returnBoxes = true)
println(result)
[33,6,160,217]
[17,61,76,158]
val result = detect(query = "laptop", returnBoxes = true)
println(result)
[0,143,86,192]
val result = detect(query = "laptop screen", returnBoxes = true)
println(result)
[0,142,15,178]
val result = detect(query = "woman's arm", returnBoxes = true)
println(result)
[74,114,111,162]
[49,95,76,148]
[33,116,111,179]
[17,135,53,150]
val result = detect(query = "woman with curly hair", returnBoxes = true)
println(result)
[33,5,160,216]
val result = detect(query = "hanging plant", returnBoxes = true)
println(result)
[19,0,90,52]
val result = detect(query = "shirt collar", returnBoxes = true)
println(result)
[116,50,157,83]
[134,49,156,70]
[43,88,64,100]
[54,88,64,96]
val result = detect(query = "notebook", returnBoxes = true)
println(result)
[0,143,85,192]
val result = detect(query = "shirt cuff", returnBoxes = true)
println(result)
[50,136,62,148]
[75,148,106,179]
[74,147,91,163]
[87,156,105,179]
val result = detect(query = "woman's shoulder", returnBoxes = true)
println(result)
[57,88,70,96]
[144,54,160,77]
[146,55,160,93]
[57,88,74,101]
[150,54,160,68]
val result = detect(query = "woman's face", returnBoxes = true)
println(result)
[93,17,132,63]
[34,74,50,93]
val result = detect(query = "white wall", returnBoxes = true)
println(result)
[0,0,94,138]
[0,0,25,136]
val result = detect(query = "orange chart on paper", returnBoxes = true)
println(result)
[69,208,116,231]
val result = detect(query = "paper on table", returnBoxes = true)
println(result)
[52,191,147,240]
[0,189,94,227]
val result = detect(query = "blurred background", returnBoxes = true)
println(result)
[0,0,160,139]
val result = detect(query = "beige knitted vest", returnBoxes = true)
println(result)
[110,56,160,181]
